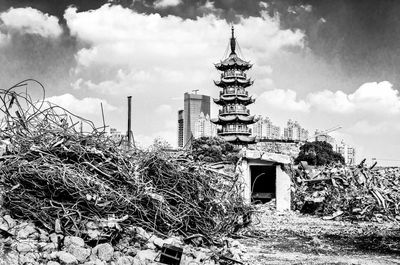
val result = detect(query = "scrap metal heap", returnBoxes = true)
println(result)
[0,80,251,244]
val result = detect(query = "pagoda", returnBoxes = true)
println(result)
[211,27,256,145]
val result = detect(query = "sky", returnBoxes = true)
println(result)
[0,0,399,166]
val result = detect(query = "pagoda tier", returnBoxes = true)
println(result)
[214,78,253,88]
[211,26,256,145]
[215,53,252,71]
[211,114,255,125]
[213,95,255,106]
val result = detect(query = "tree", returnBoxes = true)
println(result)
[149,137,172,151]
[295,141,345,166]
[191,137,239,163]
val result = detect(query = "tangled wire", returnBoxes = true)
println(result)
[0,80,251,242]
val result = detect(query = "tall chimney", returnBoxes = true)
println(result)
[127,96,132,147]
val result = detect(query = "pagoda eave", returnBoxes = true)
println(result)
[215,64,252,71]
[214,80,253,88]
[220,135,256,144]
[211,115,256,125]
[214,95,255,104]
[214,54,253,71]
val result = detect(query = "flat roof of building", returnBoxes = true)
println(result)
[243,150,291,164]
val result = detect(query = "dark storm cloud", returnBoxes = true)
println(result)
[0,0,109,19]
[264,0,400,84]
[0,32,77,95]
[112,0,265,21]
[0,0,265,22]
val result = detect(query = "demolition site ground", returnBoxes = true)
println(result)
[239,205,400,265]
[0,80,399,265]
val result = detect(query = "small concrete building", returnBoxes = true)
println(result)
[237,150,292,211]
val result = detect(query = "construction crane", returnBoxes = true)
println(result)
[306,125,342,142]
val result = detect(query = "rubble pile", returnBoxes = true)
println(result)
[292,161,400,221]
[0,80,251,264]
[0,214,249,265]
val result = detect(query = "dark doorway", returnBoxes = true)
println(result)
[250,165,276,203]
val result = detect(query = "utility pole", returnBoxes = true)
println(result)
[127,96,135,149]
[100,102,106,132]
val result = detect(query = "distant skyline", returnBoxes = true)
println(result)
[0,1,399,166]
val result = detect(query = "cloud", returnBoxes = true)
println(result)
[64,5,304,71]
[72,68,188,95]
[301,5,313,12]
[259,2,268,9]
[74,69,152,95]
[0,7,62,38]
[254,80,400,134]
[307,90,354,113]
[308,81,400,115]
[46,94,117,116]
[154,0,182,9]
[0,31,9,45]
[350,81,400,113]
[258,89,310,112]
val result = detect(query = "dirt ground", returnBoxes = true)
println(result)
[236,204,400,265]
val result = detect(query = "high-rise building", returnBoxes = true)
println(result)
[336,140,356,165]
[283,119,308,141]
[177,110,184,148]
[183,92,210,147]
[271,126,281,139]
[253,115,281,140]
[194,113,217,139]
[109,128,124,142]
[211,27,256,145]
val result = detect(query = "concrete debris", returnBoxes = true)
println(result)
[92,243,114,262]
[292,161,400,221]
[47,261,61,265]
[67,245,91,263]
[135,249,158,262]
[115,256,135,265]
[64,236,85,248]
[16,224,37,239]
[16,240,37,253]
[3,215,16,229]
[57,251,78,265]
[0,213,252,264]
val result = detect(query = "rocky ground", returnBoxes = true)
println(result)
[237,204,400,265]
[1,205,399,265]
[0,212,239,265]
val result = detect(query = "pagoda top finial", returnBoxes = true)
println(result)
[230,25,236,55]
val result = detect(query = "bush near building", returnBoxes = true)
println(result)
[191,136,240,163]
[295,141,345,166]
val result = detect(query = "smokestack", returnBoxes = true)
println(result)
[127,96,132,147]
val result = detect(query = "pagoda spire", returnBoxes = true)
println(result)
[230,25,236,55]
